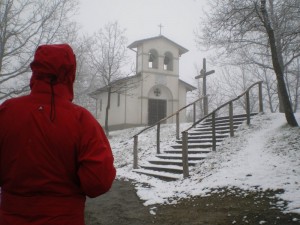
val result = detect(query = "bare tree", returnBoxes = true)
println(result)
[259,0,298,125]
[0,0,79,100]
[72,35,97,114]
[87,21,130,135]
[285,58,300,112]
[196,0,299,126]
[249,63,278,112]
[221,66,257,111]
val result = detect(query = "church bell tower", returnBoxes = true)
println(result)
[128,35,189,125]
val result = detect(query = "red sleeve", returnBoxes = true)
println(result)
[77,110,116,198]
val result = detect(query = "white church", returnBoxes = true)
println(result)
[90,35,196,131]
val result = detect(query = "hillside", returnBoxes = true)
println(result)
[108,113,300,215]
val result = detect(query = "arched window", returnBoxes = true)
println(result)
[148,49,158,69]
[164,52,173,71]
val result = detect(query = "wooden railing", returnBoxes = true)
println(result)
[181,81,264,178]
[132,96,205,169]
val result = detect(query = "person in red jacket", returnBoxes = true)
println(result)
[0,44,116,225]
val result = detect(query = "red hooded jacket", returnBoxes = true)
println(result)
[0,44,116,225]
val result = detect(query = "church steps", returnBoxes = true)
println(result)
[134,113,258,181]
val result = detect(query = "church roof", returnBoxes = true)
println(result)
[128,35,189,56]
[89,74,141,98]
[179,79,197,91]
[89,74,196,98]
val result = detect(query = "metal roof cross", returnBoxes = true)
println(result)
[158,24,164,35]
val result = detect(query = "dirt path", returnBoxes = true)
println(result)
[85,179,300,225]
[85,179,153,225]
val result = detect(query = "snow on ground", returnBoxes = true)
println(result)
[109,113,300,214]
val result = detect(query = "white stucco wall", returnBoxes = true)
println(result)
[123,78,142,125]
[178,82,189,122]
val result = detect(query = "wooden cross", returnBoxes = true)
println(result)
[195,58,215,115]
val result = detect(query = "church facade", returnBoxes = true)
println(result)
[90,35,196,131]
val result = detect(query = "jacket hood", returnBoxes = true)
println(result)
[30,44,76,101]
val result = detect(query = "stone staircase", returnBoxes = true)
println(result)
[133,113,257,181]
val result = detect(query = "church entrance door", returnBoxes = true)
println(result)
[148,99,167,125]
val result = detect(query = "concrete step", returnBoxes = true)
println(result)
[164,149,212,154]
[187,134,228,139]
[176,139,223,144]
[171,143,215,149]
[148,158,200,166]
[193,125,239,132]
[188,130,230,135]
[133,168,182,181]
[201,119,244,127]
[156,153,208,160]
[140,164,183,174]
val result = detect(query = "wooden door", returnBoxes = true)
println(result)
[148,99,167,125]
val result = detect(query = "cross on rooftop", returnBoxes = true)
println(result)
[158,24,164,35]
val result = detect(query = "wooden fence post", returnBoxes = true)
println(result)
[176,112,180,140]
[193,102,196,124]
[157,123,160,154]
[229,101,234,137]
[133,135,138,169]
[259,82,263,113]
[182,131,189,178]
[212,112,216,151]
[246,91,250,125]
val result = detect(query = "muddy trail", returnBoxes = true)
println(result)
[85,179,300,225]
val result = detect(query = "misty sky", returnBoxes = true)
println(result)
[75,0,212,84]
